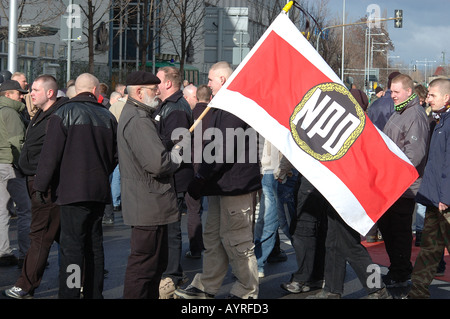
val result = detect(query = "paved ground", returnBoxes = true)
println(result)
[1,207,450,302]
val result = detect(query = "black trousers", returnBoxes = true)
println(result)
[15,178,60,294]
[58,202,105,299]
[377,197,415,282]
[123,225,168,299]
[324,209,382,295]
[185,192,204,256]
[291,176,327,283]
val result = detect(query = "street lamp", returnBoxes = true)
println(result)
[365,31,384,93]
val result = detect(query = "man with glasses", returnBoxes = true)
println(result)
[119,70,182,298]
[154,66,194,298]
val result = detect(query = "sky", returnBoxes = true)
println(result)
[324,0,450,74]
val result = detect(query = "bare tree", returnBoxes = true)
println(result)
[162,0,215,79]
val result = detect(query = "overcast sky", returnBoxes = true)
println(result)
[323,0,450,74]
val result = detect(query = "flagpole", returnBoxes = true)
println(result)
[189,106,211,132]
[189,1,295,133]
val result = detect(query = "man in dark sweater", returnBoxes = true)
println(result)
[32,73,118,299]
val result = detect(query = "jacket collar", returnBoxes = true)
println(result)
[0,95,25,112]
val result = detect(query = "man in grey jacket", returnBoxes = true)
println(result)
[118,70,184,299]
[379,73,430,288]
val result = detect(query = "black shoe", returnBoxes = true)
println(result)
[415,231,422,247]
[113,205,121,211]
[267,249,287,263]
[0,254,18,266]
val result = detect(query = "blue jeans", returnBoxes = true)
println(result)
[415,202,426,232]
[254,173,279,272]
[110,165,121,207]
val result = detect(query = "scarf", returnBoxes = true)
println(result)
[432,104,450,123]
[394,93,417,112]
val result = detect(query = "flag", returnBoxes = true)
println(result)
[208,12,418,236]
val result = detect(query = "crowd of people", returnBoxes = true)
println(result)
[0,64,448,300]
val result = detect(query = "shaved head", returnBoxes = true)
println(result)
[75,73,100,97]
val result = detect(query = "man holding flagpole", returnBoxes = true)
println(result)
[175,61,261,299]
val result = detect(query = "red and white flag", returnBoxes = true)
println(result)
[209,12,418,235]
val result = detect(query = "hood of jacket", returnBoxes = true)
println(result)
[0,96,25,113]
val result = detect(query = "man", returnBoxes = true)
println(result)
[4,75,68,299]
[379,74,429,288]
[154,66,194,298]
[184,84,212,259]
[408,78,450,298]
[0,80,30,267]
[11,72,35,122]
[367,71,400,130]
[32,73,117,299]
[183,84,198,110]
[119,70,182,299]
[175,61,261,299]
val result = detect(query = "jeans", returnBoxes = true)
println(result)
[254,173,279,272]
[58,202,105,299]
[415,202,426,232]
[0,163,15,257]
[0,164,31,258]
[110,165,121,207]
[7,169,31,259]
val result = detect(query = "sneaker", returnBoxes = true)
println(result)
[383,274,409,288]
[280,281,311,293]
[4,286,33,299]
[102,215,114,225]
[363,287,393,299]
[185,251,201,259]
[306,289,341,299]
[0,254,18,266]
[174,285,214,299]
[258,270,265,278]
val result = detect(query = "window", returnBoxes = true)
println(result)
[18,40,35,56]
[39,42,55,58]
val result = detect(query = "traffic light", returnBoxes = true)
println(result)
[394,9,403,28]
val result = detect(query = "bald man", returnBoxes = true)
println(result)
[33,73,118,299]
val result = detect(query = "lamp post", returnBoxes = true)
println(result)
[8,0,18,73]
[365,31,384,93]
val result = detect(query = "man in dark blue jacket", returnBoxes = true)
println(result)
[408,78,450,298]
[367,71,400,130]
[33,73,117,299]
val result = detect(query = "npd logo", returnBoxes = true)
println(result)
[290,83,365,161]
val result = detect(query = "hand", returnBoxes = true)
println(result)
[187,175,206,200]
[35,191,47,204]
[439,202,449,213]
